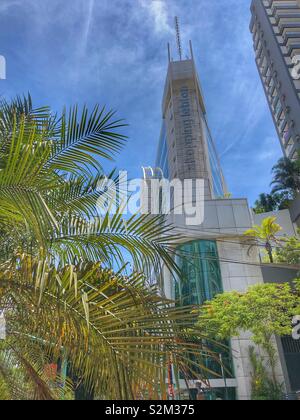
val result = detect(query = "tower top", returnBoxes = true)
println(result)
[168,17,194,63]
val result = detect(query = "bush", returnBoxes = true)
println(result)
[249,347,283,401]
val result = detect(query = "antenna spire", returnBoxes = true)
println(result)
[174,16,182,61]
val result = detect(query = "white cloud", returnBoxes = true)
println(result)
[138,0,173,34]
[0,0,21,13]
[80,0,95,54]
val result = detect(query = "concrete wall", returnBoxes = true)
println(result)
[289,193,300,227]
[253,208,297,238]
[261,264,299,284]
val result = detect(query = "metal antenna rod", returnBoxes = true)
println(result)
[167,42,171,63]
[174,16,182,61]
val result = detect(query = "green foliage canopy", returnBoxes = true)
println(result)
[197,283,298,347]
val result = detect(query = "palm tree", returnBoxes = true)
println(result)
[244,217,282,263]
[253,192,291,214]
[253,193,279,214]
[1,254,214,400]
[271,157,300,196]
[0,96,214,399]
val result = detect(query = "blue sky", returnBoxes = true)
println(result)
[0,0,283,205]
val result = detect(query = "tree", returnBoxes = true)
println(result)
[244,217,282,263]
[248,346,282,401]
[271,157,300,196]
[253,193,278,214]
[197,283,299,399]
[0,96,212,399]
[274,230,300,265]
[253,192,291,214]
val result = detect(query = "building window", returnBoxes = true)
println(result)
[286,138,295,156]
[174,240,235,381]
[175,240,223,305]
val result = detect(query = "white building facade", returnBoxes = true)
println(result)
[250,0,300,159]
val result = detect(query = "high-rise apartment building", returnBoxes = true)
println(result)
[250,0,300,160]
[250,3,300,396]
[144,36,288,399]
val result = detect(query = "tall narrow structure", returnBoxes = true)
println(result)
[156,42,226,199]
[146,28,288,400]
[250,3,300,394]
[250,0,300,159]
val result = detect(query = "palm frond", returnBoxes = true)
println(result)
[0,254,217,400]
[47,105,127,175]
[51,212,181,276]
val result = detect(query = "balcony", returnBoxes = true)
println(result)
[287,41,300,55]
[273,13,300,25]
[279,22,300,35]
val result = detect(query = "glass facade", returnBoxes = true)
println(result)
[156,118,225,198]
[204,120,225,198]
[156,122,169,179]
[175,240,223,305]
[175,240,234,381]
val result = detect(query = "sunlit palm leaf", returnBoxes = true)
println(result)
[0,96,219,400]
[47,105,127,175]
[0,254,215,400]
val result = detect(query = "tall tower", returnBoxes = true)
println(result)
[156,31,226,200]
[250,0,300,159]
[147,19,288,400]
